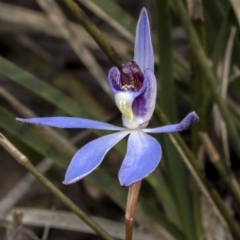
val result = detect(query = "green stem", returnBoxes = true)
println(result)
[170,0,240,161]
[59,0,123,68]
[125,181,142,240]
[155,0,176,120]
[155,1,194,239]
[187,1,206,238]
[187,0,207,153]
[0,133,114,240]
[211,7,231,73]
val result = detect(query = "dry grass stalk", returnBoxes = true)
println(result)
[200,195,232,240]
[0,87,75,154]
[36,0,112,96]
[0,3,129,56]
[2,208,162,240]
[77,0,134,42]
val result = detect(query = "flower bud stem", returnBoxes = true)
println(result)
[125,181,142,240]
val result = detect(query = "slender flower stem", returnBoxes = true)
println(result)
[0,133,114,240]
[125,181,142,240]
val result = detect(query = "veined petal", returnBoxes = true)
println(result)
[130,68,157,126]
[134,8,154,72]
[108,66,121,93]
[16,117,125,131]
[63,131,130,184]
[119,131,162,186]
[143,112,199,133]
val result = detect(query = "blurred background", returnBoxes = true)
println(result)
[0,0,240,239]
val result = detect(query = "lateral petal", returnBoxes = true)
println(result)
[63,131,130,184]
[119,131,162,186]
[130,68,157,126]
[108,66,121,93]
[134,8,154,72]
[143,112,199,133]
[16,117,125,131]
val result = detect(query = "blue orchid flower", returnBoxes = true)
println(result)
[16,8,199,187]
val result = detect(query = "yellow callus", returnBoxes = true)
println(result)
[115,92,134,122]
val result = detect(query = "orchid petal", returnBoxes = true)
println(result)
[143,112,199,133]
[16,117,125,131]
[131,68,157,125]
[119,131,161,186]
[134,8,154,72]
[63,131,130,184]
[108,66,121,93]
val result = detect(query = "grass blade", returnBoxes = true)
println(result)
[155,1,195,239]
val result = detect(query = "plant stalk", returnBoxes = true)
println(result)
[125,181,142,240]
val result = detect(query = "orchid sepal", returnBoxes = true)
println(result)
[63,131,130,184]
[16,117,125,131]
[143,112,199,134]
[134,8,154,72]
[108,8,156,129]
[119,130,162,186]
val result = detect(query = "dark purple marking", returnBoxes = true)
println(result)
[132,94,147,117]
[120,61,143,91]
